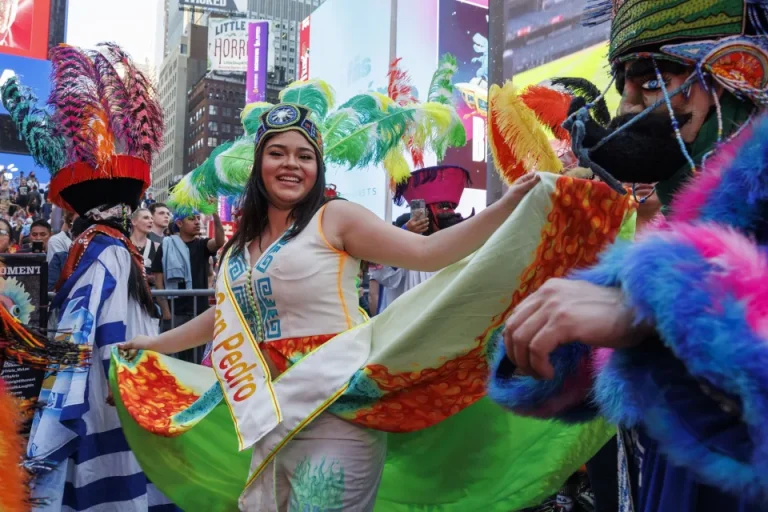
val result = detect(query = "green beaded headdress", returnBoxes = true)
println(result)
[253,103,323,156]
[583,0,764,62]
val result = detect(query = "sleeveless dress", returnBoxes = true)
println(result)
[244,204,386,511]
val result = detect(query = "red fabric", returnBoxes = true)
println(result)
[49,155,151,212]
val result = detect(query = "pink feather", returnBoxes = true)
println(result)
[90,50,133,145]
[48,45,101,167]
[100,43,164,163]
[670,123,754,223]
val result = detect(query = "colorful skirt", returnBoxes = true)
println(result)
[111,174,636,511]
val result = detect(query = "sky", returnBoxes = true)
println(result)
[65,0,163,68]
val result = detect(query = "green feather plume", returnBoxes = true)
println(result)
[215,137,256,192]
[242,102,275,136]
[428,54,459,105]
[167,169,212,216]
[1,76,66,173]
[279,79,335,120]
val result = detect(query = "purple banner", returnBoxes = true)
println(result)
[246,21,269,103]
[218,196,232,222]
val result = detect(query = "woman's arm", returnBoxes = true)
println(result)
[123,307,216,354]
[325,173,540,272]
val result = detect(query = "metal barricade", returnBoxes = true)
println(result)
[48,288,216,364]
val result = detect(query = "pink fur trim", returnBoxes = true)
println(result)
[670,124,754,223]
[664,223,768,339]
[592,347,614,373]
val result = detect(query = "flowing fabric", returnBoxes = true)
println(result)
[111,174,635,511]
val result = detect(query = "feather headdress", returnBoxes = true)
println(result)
[169,75,466,216]
[488,82,563,184]
[1,43,164,214]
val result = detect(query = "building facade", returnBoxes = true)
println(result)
[247,0,326,83]
[184,75,247,175]
[153,20,209,201]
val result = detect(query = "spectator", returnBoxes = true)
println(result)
[130,208,159,284]
[47,210,77,262]
[21,219,51,253]
[27,203,41,222]
[15,178,29,209]
[27,171,39,190]
[28,184,42,210]
[144,192,156,207]
[149,202,171,244]
[0,178,10,215]
[0,219,18,253]
[41,190,53,222]
[152,212,225,361]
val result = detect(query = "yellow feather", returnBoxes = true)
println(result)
[383,149,412,184]
[489,82,562,178]
[372,92,395,110]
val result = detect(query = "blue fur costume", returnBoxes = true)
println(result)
[488,113,768,511]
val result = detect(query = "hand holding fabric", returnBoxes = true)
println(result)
[502,278,649,379]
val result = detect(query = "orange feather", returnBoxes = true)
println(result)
[519,85,572,141]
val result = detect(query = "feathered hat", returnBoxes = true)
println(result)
[169,63,466,215]
[584,0,768,106]
[393,165,471,207]
[0,43,163,215]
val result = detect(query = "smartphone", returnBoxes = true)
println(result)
[410,199,426,222]
[32,241,43,253]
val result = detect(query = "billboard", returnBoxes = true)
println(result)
[298,16,310,81]
[0,254,48,435]
[180,0,246,13]
[0,54,52,184]
[209,18,254,73]
[0,0,51,60]
[308,0,392,218]
[438,0,489,190]
[246,20,269,103]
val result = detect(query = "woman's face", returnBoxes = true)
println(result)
[260,131,319,210]
[0,223,11,253]
[132,210,153,234]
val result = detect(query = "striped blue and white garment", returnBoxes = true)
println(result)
[27,234,178,512]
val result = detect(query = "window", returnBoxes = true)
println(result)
[222,123,232,134]
[223,107,233,117]
[208,121,218,132]
[208,137,218,147]
[289,57,294,64]
[282,56,287,62]
[282,44,287,51]
[209,105,218,115]
[235,126,244,136]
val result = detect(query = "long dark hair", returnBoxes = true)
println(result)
[224,132,329,255]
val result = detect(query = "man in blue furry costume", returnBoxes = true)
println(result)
[488,1,768,511]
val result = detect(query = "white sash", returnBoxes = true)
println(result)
[211,249,282,451]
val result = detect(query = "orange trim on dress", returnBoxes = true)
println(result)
[317,203,345,255]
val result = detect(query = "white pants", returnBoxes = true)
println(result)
[244,412,387,511]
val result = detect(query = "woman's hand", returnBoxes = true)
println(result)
[503,279,650,379]
[119,335,161,360]
[500,172,541,212]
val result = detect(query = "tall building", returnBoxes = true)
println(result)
[184,75,246,175]
[153,19,209,202]
[248,0,326,83]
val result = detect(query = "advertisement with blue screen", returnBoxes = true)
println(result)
[0,54,51,185]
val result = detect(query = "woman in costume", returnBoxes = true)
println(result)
[111,69,637,511]
[1,43,178,510]
[489,0,768,511]
[123,100,539,510]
